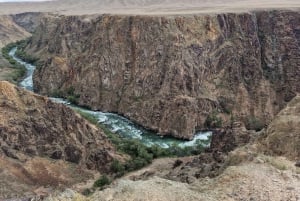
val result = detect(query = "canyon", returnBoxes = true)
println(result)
[0,0,299,200]
[22,10,300,139]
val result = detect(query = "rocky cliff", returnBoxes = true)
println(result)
[0,81,117,172]
[0,15,30,48]
[26,10,300,139]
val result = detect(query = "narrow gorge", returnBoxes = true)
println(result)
[0,1,299,200]
[24,11,300,139]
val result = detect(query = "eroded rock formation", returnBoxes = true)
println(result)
[260,95,300,161]
[0,81,117,172]
[25,10,300,139]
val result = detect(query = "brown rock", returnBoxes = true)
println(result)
[0,81,118,172]
[25,11,300,140]
[260,95,300,161]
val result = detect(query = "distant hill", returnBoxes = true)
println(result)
[0,0,299,15]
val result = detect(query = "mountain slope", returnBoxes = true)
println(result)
[0,81,120,198]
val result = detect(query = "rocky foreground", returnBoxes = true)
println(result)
[42,95,300,201]
[0,81,120,198]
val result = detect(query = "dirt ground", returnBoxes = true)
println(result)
[0,0,299,15]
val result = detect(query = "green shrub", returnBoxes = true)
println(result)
[245,116,264,131]
[67,95,80,104]
[75,110,208,175]
[81,188,93,196]
[110,159,125,173]
[15,49,38,65]
[93,175,111,188]
[1,41,27,83]
[73,109,99,125]
[204,111,222,128]
[50,86,80,104]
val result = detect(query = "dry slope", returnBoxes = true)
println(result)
[0,81,122,198]
[260,95,300,161]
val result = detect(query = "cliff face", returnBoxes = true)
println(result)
[0,81,116,172]
[0,15,30,48]
[27,10,300,139]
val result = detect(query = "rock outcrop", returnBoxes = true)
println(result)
[26,10,300,139]
[0,81,117,172]
[260,95,300,161]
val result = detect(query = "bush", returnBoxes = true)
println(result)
[81,188,93,196]
[67,95,80,104]
[15,49,38,65]
[93,175,111,188]
[204,111,222,128]
[50,86,80,104]
[110,159,125,173]
[50,89,63,98]
[245,116,264,131]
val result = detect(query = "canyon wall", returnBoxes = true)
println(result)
[0,15,30,48]
[0,81,117,172]
[26,10,300,139]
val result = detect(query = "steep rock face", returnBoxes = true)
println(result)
[0,15,30,47]
[27,10,300,139]
[12,12,45,33]
[0,81,117,172]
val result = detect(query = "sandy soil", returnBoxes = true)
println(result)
[0,0,299,15]
[44,154,300,201]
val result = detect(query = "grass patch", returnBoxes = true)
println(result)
[263,156,288,171]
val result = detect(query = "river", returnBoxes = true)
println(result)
[9,47,212,148]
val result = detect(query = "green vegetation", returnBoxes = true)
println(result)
[75,108,209,193]
[1,41,27,83]
[245,115,265,131]
[81,188,93,196]
[51,86,80,104]
[14,39,39,65]
[204,111,223,128]
[75,109,207,176]
[93,175,111,188]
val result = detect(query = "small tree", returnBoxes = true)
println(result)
[93,175,110,188]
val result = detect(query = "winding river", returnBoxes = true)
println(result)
[9,47,212,148]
